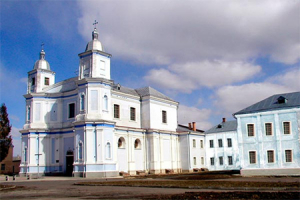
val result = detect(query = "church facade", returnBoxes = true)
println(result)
[20,25,300,177]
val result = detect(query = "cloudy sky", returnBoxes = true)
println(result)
[1,0,299,156]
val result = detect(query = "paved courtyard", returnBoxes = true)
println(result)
[0,174,299,199]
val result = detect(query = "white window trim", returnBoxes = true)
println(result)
[105,141,112,160]
[192,139,196,148]
[249,150,257,164]
[282,121,291,135]
[265,122,273,136]
[285,149,293,163]
[134,138,142,150]
[68,102,76,119]
[267,149,275,163]
[246,123,255,137]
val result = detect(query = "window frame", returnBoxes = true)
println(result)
[130,107,136,121]
[162,110,167,124]
[192,139,196,148]
[113,104,120,119]
[210,157,215,166]
[201,157,204,165]
[265,122,273,136]
[227,138,232,147]
[68,103,75,119]
[218,139,223,148]
[193,157,197,165]
[267,150,274,163]
[285,149,292,162]
[283,121,291,135]
[228,156,233,165]
[118,137,126,149]
[44,77,50,86]
[200,140,203,148]
[249,151,256,164]
[209,140,214,148]
[219,156,223,165]
[247,124,255,137]
[134,139,141,150]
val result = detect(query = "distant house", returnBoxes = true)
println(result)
[204,118,239,171]
[234,92,300,176]
[0,145,21,175]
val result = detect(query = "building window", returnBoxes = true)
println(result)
[218,139,223,147]
[227,138,232,147]
[106,142,111,159]
[44,77,49,85]
[130,107,136,121]
[228,156,233,165]
[162,110,167,123]
[27,106,31,121]
[201,157,204,165]
[200,140,203,148]
[80,94,85,111]
[32,77,35,85]
[265,123,272,136]
[247,124,255,136]
[283,122,291,135]
[78,142,83,160]
[24,147,27,163]
[103,95,108,111]
[192,139,196,148]
[249,151,256,164]
[267,150,274,163]
[193,157,197,165]
[209,140,214,148]
[118,137,125,148]
[1,164,5,171]
[68,103,75,118]
[285,150,292,162]
[114,104,120,118]
[134,139,141,149]
[210,157,215,166]
[219,156,223,165]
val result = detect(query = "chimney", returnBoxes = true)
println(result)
[222,118,226,123]
[192,122,196,131]
[188,123,192,130]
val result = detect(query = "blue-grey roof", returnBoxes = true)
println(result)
[112,84,140,97]
[205,120,237,134]
[234,91,300,116]
[135,86,176,102]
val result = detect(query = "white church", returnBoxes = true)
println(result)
[20,24,300,177]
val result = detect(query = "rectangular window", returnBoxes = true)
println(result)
[1,164,5,171]
[201,157,204,165]
[265,123,272,135]
[192,139,196,148]
[114,104,120,118]
[162,110,167,123]
[210,157,215,166]
[285,150,292,162]
[247,124,255,136]
[68,103,75,118]
[209,140,214,148]
[44,77,49,85]
[219,156,223,165]
[227,138,232,147]
[200,140,203,148]
[32,77,35,85]
[218,139,223,147]
[249,151,256,164]
[130,107,136,121]
[283,122,291,135]
[228,156,233,165]
[267,150,274,163]
[193,157,196,165]
[78,142,83,160]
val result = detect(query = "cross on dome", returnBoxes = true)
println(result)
[41,42,45,51]
[93,20,98,29]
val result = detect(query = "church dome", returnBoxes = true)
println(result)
[85,28,104,52]
[34,50,50,70]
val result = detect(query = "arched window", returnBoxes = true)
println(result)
[78,142,83,160]
[80,94,85,111]
[27,106,31,121]
[103,95,108,111]
[106,142,111,159]
[118,137,125,148]
[134,139,141,149]
[24,147,27,163]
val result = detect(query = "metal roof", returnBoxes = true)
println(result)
[112,84,140,97]
[205,120,237,134]
[234,91,300,116]
[135,86,176,102]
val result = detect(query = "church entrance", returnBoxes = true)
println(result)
[65,150,74,176]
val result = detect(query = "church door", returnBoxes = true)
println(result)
[66,150,74,176]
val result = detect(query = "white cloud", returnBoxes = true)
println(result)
[77,0,300,65]
[10,127,21,157]
[213,68,299,116]
[178,105,212,130]
[144,60,261,93]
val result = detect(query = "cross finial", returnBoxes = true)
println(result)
[93,20,98,29]
[41,42,45,51]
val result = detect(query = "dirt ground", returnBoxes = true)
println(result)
[0,172,299,199]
